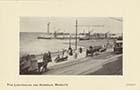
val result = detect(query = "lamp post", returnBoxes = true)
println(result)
[75,20,78,50]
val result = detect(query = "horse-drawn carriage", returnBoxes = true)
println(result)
[54,55,68,63]
[114,39,123,54]
[20,54,51,74]
[86,45,107,57]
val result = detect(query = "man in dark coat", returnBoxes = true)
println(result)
[43,53,49,71]
[48,51,52,62]
[79,47,82,53]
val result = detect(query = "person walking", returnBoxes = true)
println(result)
[79,47,82,53]
[48,51,52,62]
[43,53,49,72]
[68,47,73,56]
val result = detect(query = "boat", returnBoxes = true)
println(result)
[79,37,90,40]
[37,34,53,39]
[37,36,52,39]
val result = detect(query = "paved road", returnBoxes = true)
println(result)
[43,52,122,75]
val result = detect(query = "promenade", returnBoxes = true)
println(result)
[42,50,122,75]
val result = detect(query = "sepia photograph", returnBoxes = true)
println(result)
[20,17,123,75]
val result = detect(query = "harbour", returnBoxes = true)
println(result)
[20,17,123,75]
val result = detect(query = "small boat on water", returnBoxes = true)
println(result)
[37,34,53,39]
[79,37,90,40]
[37,36,52,39]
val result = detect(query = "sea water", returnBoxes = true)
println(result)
[20,32,75,56]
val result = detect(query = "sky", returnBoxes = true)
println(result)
[20,17,122,34]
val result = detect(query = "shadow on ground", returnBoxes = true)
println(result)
[88,56,122,75]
